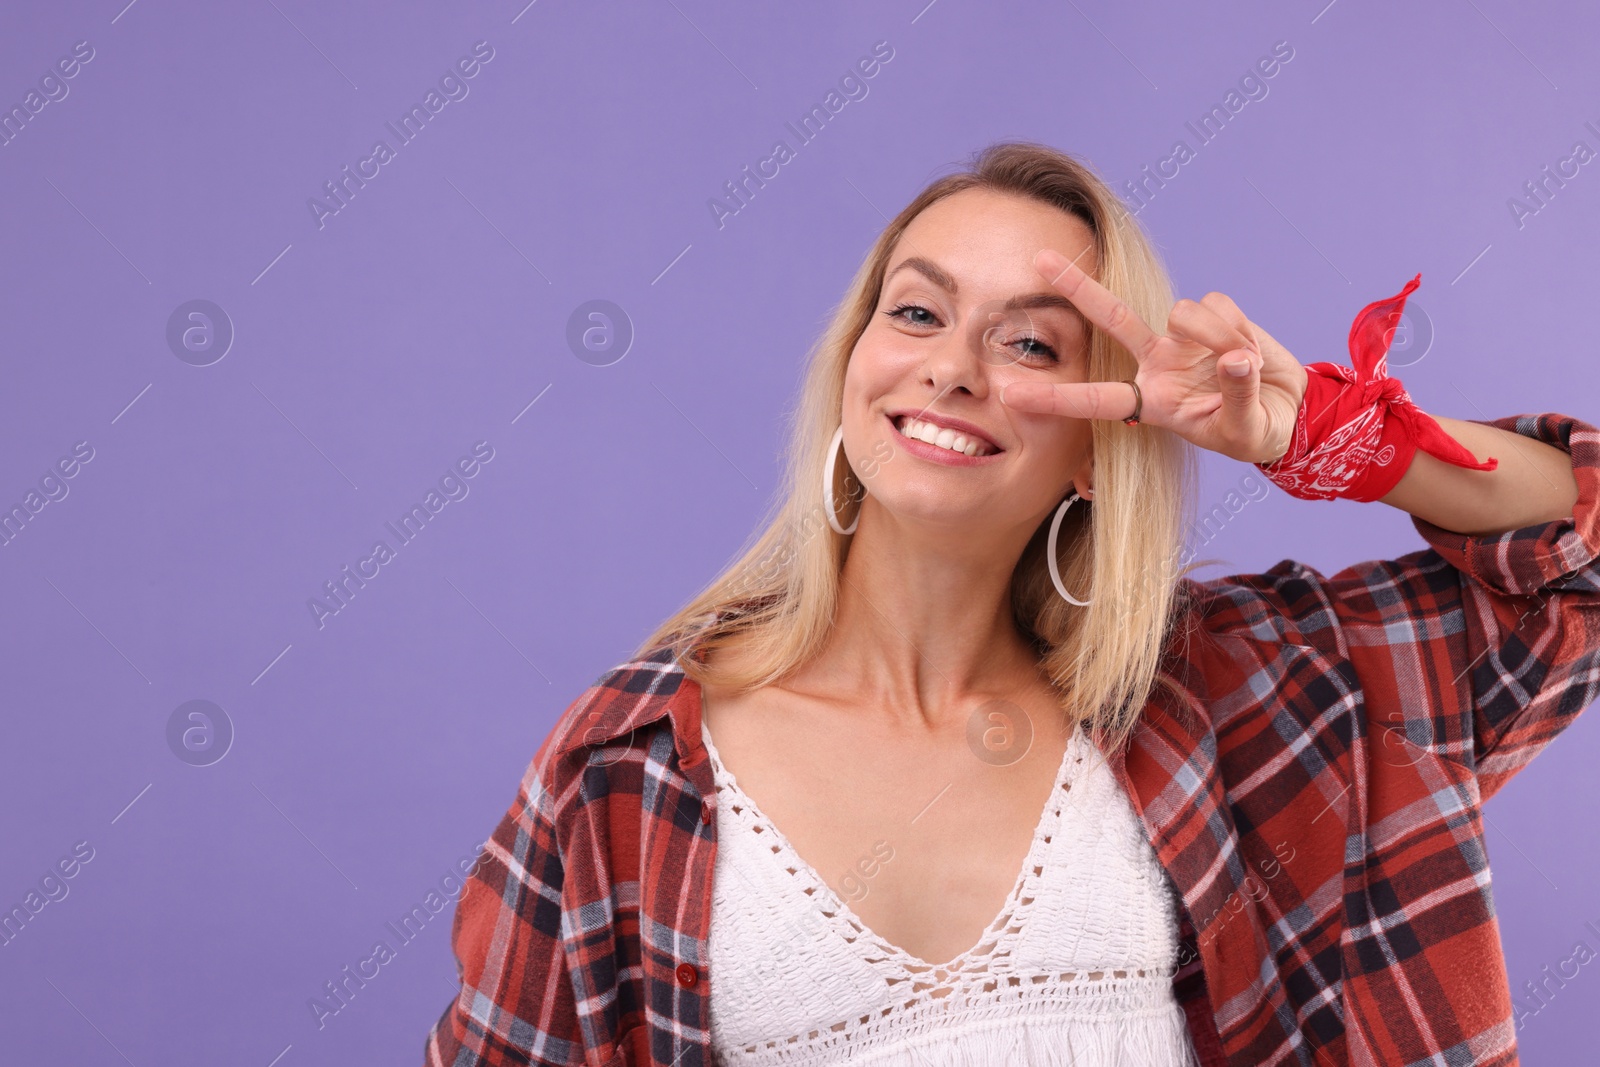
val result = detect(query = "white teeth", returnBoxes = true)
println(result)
[895,417,993,457]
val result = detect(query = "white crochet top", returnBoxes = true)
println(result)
[699,718,1199,1067]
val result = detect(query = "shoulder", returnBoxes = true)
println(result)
[1157,568,1363,707]
[1177,552,1401,654]
[1183,562,1324,635]
[1181,542,1468,663]
[526,640,692,811]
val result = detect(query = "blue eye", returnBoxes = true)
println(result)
[883,303,1060,364]
[1011,337,1059,361]
[885,302,939,328]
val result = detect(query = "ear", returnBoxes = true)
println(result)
[1070,452,1095,502]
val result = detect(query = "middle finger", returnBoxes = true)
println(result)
[1033,248,1160,363]
[1167,299,1257,363]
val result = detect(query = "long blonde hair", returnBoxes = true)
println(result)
[636,141,1205,755]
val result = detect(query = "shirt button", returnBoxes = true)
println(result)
[701,803,713,824]
[675,963,699,988]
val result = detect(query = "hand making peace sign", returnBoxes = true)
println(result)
[1001,248,1311,466]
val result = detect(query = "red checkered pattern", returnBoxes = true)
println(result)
[425,411,1600,1066]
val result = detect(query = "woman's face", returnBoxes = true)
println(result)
[842,187,1100,540]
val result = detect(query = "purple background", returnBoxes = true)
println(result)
[3,0,1597,1061]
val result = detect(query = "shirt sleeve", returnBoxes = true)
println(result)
[423,739,586,1067]
[1194,411,1600,803]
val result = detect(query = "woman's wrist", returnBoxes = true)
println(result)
[1252,276,1497,501]
[1259,364,1309,466]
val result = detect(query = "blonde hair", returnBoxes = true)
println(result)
[636,141,1206,755]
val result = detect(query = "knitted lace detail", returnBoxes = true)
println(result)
[701,720,1199,1067]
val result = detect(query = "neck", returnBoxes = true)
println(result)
[792,498,1057,733]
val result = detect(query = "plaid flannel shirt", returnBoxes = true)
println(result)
[425,411,1600,1067]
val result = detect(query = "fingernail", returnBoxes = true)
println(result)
[1224,358,1252,377]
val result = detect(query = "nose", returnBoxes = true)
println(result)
[919,307,997,398]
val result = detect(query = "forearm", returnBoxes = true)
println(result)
[1377,415,1579,536]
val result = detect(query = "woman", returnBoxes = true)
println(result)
[424,142,1600,1066]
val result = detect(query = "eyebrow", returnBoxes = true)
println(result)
[883,255,1086,321]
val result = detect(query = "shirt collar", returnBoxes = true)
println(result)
[555,612,721,764]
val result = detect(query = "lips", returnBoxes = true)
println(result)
[885,409,1003,454]
[887,413,1003,459]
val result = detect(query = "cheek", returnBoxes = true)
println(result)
[839,354,890,441]
[1009,414,1093,477]
[1035,424,1089,461]
[846,333,920,396]
[840,355,876,411]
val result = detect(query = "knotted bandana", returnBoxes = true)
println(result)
[1256,273,1497,501]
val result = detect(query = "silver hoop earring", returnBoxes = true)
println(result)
[1047,491,1091,606]
[823,424,859,536]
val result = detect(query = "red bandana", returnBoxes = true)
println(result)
[1256,273,1498,501]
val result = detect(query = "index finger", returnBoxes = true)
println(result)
[1034,248,1159,362]
[1000,380,1139,421]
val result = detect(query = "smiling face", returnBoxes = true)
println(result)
[842,186,1101,538]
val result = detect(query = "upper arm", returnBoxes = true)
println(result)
[424,750,585,1067]
[1397,532,1600,799]
[1195,412,1600,801]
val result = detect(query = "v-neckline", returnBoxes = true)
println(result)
[698,705,1090,975]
